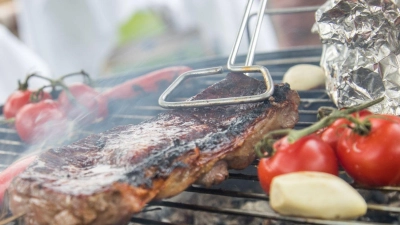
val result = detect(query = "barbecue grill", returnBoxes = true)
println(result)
[1,2,400,225]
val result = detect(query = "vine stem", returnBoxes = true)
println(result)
[287,97,384,143]
[19,73,54,90]
[30,85,54,102]
[54,70,93,107]
[254,129,292,158]
[19,70,92,91]
[54,80,78,105]
[255,97,384,158]
[59,70,92,85]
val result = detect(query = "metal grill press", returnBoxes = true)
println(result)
[1,47,400,224]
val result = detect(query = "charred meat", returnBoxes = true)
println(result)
[8,72,300,225]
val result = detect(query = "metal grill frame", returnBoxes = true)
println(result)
[1,47,399,225]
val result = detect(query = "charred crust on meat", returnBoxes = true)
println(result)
[15,73,295,188]
[270,83,291,103]
[8,73,300,224]
[173,139,180,146]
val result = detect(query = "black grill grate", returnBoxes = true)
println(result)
[1,47,399,224]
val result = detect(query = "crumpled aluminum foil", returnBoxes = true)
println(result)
[313,0,400,114]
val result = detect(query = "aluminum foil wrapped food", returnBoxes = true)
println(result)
[313,0,400,114]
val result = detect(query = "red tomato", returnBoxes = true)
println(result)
[319,109,373,150]
[319,118,350,150]
[345,109,373,118]
[15,100,67,144]
[0,155,36,204]
[381,114,400,123]
[3,90,51,119]
[257,134,338,194]
[337,117,400,187]
[58,83,108,123]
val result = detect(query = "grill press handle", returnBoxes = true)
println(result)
[158,0,274,109]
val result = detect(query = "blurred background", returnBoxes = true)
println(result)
[0,0,323,104]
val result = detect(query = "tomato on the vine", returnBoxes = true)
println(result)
[3,90,51,119]
[337,116,400,187]
[257,134,338,193]
[15,100,67,144]
[319,109,373,150]
[58,83,108,123]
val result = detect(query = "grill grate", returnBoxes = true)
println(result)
[1,47,400,224]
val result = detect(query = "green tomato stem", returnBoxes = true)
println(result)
[58,70,92,86]
[287,96,384,143]
[254,129,292,158]
[30,85,52,103]
[55,80,78,105]
[255,96,384,158]
[52,70,93,108]
[19,73,54,91]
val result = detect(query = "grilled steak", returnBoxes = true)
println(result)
[8,72,300,225]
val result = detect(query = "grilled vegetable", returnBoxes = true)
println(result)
[270,171,367,220]
[101,66,192,101]
[337,115,400,186]
[318,109,373,150]
[15,100,68,144]
[3,74,53,119]
[4,90,51,120]
[255,98,383,194]
[257,134,338,194]
[282,64,325,90]
[58,83,108,123]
